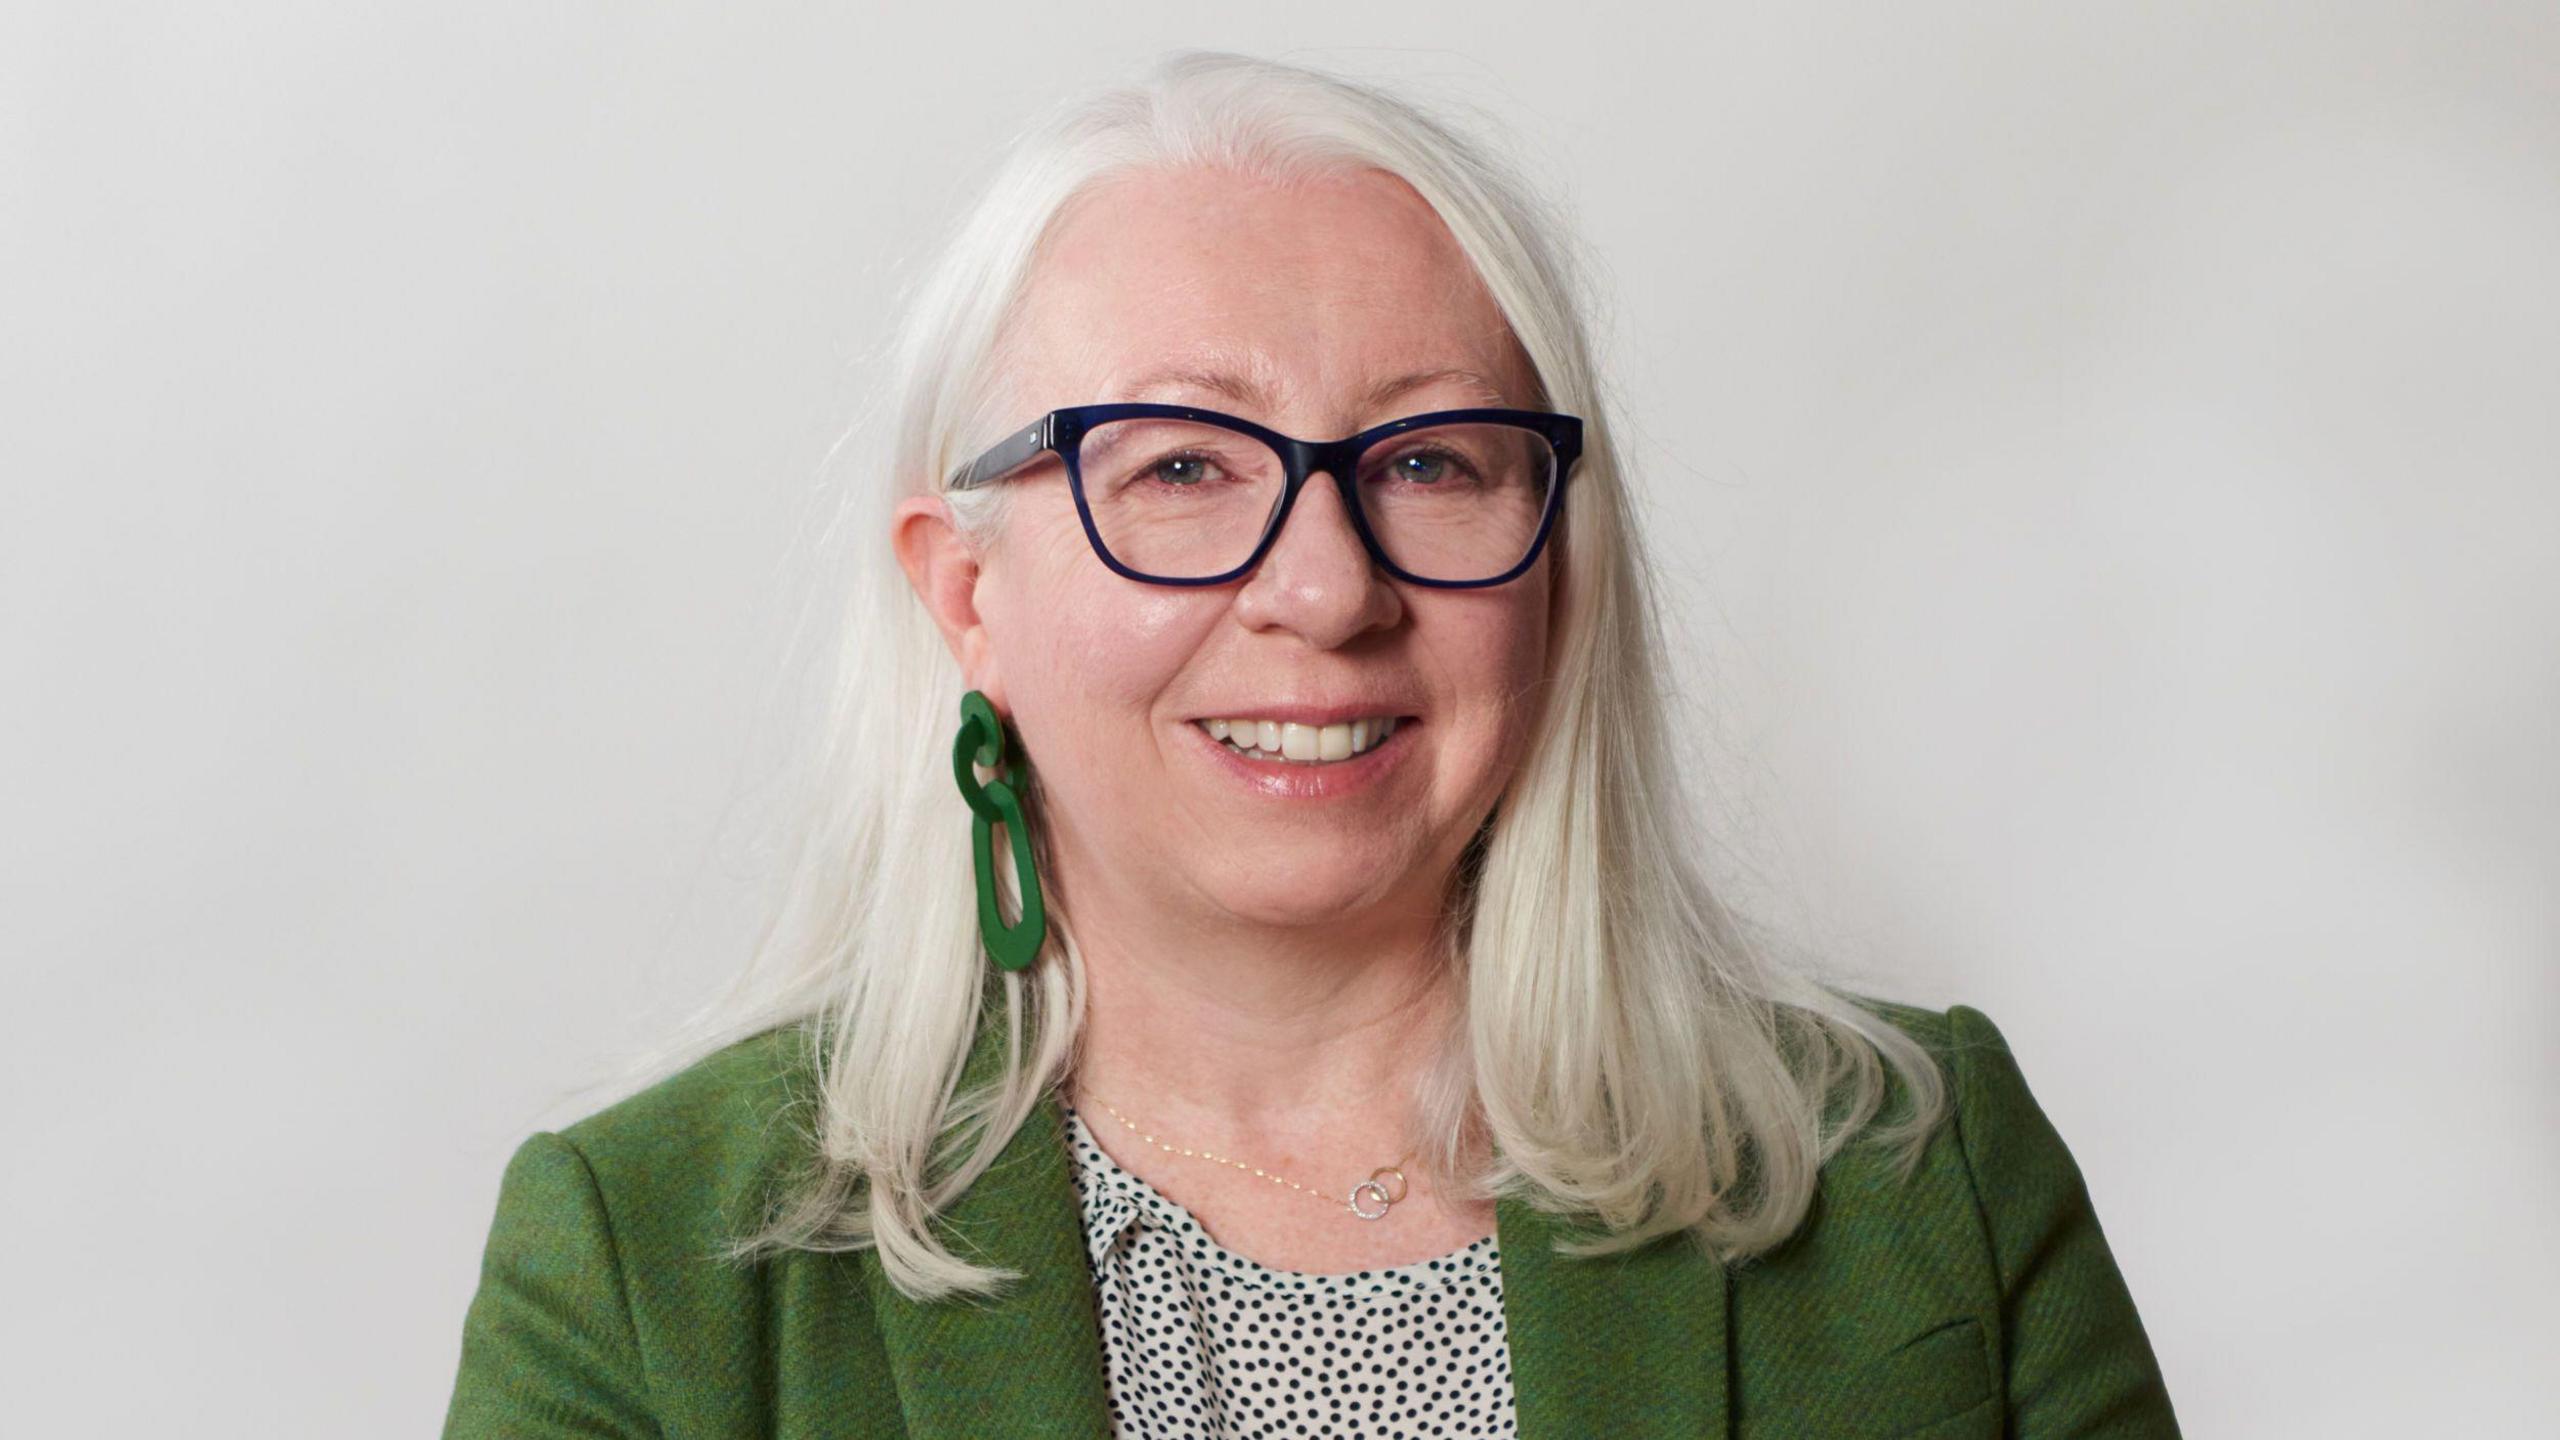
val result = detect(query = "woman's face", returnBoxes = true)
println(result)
[902,164,1555,941]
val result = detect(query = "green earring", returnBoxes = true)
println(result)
[951,690,1048,971]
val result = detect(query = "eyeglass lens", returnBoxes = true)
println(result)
[1074,418,1555,583]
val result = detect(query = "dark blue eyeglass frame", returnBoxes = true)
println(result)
[945,402,1582,589]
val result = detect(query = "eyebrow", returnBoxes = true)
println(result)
[1115,363,1514,415]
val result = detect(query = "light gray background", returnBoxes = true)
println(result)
[5,4,2554,1436]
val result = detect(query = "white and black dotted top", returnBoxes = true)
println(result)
[1060,1103,1518,1440]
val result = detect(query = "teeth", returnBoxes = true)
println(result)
[1281,723,1317,761]
[1317,724,1352,762]
[1199,715,1404,764]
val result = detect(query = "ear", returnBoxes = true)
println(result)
[891,493,1007,713]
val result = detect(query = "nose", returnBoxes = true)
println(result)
[1232,470,1400,647]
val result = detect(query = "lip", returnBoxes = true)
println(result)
[1185,703,1422,727]
[1186,716,1417,800]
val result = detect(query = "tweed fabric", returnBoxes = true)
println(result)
[441,995,2181,1438]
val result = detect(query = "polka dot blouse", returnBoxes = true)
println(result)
[1061,1103,1519,1439]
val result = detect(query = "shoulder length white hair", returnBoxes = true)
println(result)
[627,49,1950,1303]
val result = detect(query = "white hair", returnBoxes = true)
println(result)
[614,49,1949,1302]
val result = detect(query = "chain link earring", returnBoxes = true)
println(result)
[951,690,1048,971]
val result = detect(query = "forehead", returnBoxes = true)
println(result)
[1002,164,1539,418]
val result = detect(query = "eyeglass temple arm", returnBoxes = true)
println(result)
[947,415,1056,492]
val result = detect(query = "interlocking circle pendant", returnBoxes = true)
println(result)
[1348,1165,1410,1221]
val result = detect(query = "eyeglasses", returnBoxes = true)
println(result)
[946,403,1581,588]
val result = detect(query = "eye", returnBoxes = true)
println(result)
[1150,453,1224,486]
[1381,446,1476,485]
[1395,452,1446,483]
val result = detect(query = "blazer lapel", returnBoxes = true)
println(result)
[865,995,1732,1439]
[1496,1192,1731,1438]
[863,1006,1114,1440]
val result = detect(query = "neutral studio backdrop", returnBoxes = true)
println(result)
[4,4,2553,1436]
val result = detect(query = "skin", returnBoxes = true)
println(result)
[893,163,1556,1275]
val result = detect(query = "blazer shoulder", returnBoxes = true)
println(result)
[1832,988,1965,1086]
[1865,998,2186,1432]
[1838,989,1957,1045]
[551,1022,828,1230]
[448,1025,849,1438]
[1829,990,2066,1143]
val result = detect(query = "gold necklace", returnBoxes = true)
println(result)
[1084,1095,1415,1221]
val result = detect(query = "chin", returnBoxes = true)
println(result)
[1206,863,1408,928]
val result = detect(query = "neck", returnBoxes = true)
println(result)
[1050,859,1462,1166]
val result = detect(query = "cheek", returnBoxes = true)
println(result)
[1418,586,1553,776]
[985,510,1214,728]
[1427,585,1551,695]
[1490,614,1552,757]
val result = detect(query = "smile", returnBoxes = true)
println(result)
[1195,717,1401,764]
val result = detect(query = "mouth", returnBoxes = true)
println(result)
[1190,714,1416,765]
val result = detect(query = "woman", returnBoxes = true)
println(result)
[443,52,2180,1439]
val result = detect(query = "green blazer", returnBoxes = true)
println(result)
[442,998,2180,1438]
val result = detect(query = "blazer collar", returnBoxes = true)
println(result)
[863,996,1730,1439]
